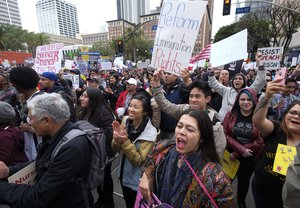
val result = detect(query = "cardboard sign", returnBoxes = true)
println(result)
[221,150,240,179]
[210,29,248,67]
[62,74,80,89]
[273,143,297,176]
[150,0,207,75]
[8,162,36,185]
[257,47,283,70]
[100,62,112,70]
[34,43,64,74]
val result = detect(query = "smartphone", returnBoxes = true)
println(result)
[274,67,287,85]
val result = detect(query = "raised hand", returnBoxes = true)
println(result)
[112,120,128,144]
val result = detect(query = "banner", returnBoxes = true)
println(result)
[223,59,244,79]
[150,0,207,75]
[257,47,283,70]
[210,29,248,67]
[8,162,36,185]
[34,43,64,74]
[100,62,112,70]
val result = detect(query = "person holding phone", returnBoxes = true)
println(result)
[270,77,300,121]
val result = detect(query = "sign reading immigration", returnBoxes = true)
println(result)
[150,0,207,76]
[34,43,64,74]
[257,47,283,70]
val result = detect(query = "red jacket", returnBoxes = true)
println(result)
[0,126,28,166]
[222,88,264,159]
[115,90,128,114]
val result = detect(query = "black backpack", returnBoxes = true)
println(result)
[51,120,107,189]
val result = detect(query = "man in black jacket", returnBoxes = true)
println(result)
[0,93,92,208]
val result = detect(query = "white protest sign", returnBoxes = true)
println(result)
[101,62,112,70]
[137,62,148,69]
[291,57,297,67]
[197,59,206,67]
[114,56,124,69]
[2,59,10,67]
[210,29,248,67]
[257,47,283,70]
[8,162,36,185]
[34,43,64,74]
[62,74,80,89]
[150,0,207,75]
[64,59,74,69]
[244,62,256,71]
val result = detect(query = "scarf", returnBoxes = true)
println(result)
[126,117,149,142]
[157,147,203,207]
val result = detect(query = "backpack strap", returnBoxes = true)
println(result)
[51,129,86,160]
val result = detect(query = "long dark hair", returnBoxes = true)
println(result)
[282,101,300,138]
[78,87,113,126]
[181,109,219,163]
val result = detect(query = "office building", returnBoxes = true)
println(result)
[140,13,159,41]
[107,19,135,40]
[0,0,22,26]
[36,0,79,38]
[116,0,150,24]
[81,32,109,45]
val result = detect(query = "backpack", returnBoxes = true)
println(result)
[51,120,107,189]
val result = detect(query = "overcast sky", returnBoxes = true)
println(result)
[18,0,161,34]
[17,0,236,39]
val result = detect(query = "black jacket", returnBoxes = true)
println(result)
[0,122,92,208]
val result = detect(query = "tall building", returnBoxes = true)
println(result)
[0,0,22,26]
[116,0,150,24]
[36,0,79,38]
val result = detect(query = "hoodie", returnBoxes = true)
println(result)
[222,88,264,159]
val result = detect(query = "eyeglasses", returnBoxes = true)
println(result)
[287,110,300,118]
[286,86,297,89]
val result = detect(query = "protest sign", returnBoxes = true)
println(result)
[221,150,240,179]
[273,143,297,176]
[34,43,64,74]
[8,162,36,185]
[257,47,283,70]
[137,62,148,69]
[62,74,80,89]
[77,60,88,76]
[150,0,207,76]
[210,29,248,67]
[101,62,112,70]
[64,59,74,69]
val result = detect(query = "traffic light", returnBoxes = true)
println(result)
[223,0,231,16]
[115,40,124,54]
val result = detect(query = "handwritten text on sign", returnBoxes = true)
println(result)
[8,162,36,185]
[34,43,64,74]
[151,0,207,75]
[257,47,283,70]
[273,143,297,176]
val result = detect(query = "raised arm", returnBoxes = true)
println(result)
[253,79,286,137]
[249,52,267,92]
[208,68,228,97]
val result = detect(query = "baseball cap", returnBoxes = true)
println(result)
[126,78,137,85]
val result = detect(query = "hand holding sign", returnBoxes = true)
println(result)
[0,161,9,179]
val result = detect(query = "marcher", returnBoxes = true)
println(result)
[112,93,158,208]
[140,110,234,207]
[0,93,92,208]
[0,101,27,166]
[78,87,115,208]
[222,88,264,208]
[252,78,300,208]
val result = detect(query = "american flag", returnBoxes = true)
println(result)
[190,43,211,63]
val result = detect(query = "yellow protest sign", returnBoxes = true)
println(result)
[273,143,297,176]
[221,150,240,179]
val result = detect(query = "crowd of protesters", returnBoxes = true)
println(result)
[0,56,299,208]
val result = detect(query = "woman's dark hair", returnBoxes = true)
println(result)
[78,87,113,126]
[181,109,219,163]
[131,93,152,119]
[281,101,300,138]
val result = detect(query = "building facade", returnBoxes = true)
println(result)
[81,32,108,45]
[116,0,150,24]
[140,13,159,41]
[42,32,83,46]
[107,19,135,40]
[36,0,79,38]
[0,0,21,26]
